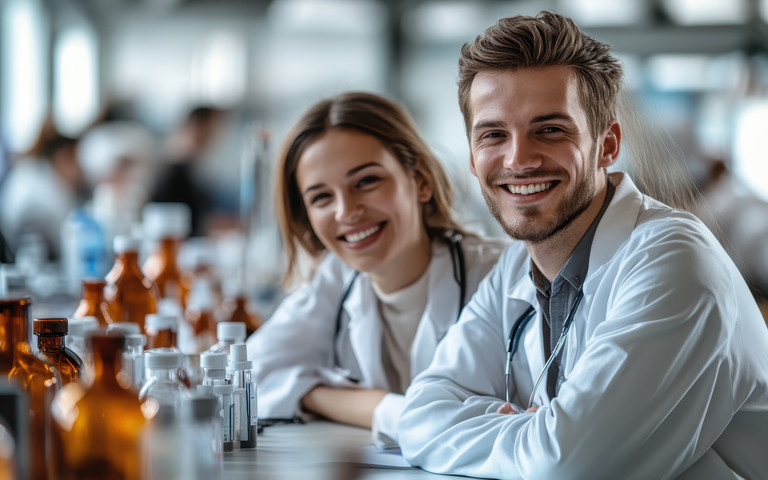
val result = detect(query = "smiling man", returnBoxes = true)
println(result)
[398,11,768,479]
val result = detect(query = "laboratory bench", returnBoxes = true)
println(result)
[223,420,465,480]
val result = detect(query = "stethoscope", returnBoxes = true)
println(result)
[332,231,466,382]
[505,288,584,409]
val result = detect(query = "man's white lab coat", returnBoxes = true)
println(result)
[399,172,768,480]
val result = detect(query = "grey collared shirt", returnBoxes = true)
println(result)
[530,177,616,398]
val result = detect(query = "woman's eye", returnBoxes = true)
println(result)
[357,175,381,188]
[308,192,331,205]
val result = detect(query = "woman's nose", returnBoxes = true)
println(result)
[335,193,364,223]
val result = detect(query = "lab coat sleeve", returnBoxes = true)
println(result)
[246,256,354,419]
[400,216,759,480]
[371,393,404,448]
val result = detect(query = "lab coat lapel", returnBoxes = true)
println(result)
[410,241,457,377]
[343,274,388,387]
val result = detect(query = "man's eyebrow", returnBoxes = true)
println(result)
[471,120,506,134]
[530,113,575,124]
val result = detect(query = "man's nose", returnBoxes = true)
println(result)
[503,135,542,173]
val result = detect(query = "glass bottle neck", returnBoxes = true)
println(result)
[92,347,123,385]
[36,334,66,351]
[83,284,106,302]
[159,238,180,268]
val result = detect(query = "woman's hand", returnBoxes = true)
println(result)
[301,386,389,428]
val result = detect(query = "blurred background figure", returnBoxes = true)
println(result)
[150,106,230,238]
[0,116,85,262]
[77,115,157,242]
[693,155,768,319]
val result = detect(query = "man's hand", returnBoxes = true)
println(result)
[496,402,539,414]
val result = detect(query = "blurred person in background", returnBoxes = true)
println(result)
[77,112,158,241]
[0,117,86,261]
[694,155,768,321]
[246,91,508,448]
[150,106,229,237]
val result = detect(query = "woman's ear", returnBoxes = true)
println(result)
[414,171,434,203]
[598,121,621,168]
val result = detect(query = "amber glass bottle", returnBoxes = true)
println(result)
[142,203,192,311]
[73,278,113,327]
[51,332,151,480]
[221,293,262,337]
[0,297,61,480]
[144,313,177,349]
[34,317,84,385]
[186,278,218,352]
[104,235,159,331]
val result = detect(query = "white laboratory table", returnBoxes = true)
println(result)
[222,421,466,480]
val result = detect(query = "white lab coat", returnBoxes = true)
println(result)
[399,172,768,480]
[247,235,507,446]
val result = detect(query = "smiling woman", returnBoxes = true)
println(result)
[246,91,508,448]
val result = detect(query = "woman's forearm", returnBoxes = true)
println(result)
[301,386,389,428]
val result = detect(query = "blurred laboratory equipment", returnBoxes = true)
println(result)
[178,394,223,480]
[51,332,151,480]
[106,322,146,389]
[144,313,178,349]
[33,317,83,385]
[186,275,218,352]
[179,352,204,390]
[72,278,113,327]
[60,207,109,297]
[65,316,98,364]
[218,284,262,336]
[142,202,192,311]
[199,352,236,451]
[0,297,60,480]
[205,321,246,355]
[104,235,159,330]
[139,348,188,410]
[228,343,257,449]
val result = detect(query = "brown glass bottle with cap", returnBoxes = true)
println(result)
[142,203,192,313]
[34,317,84,385]
[0,297,61,480]
[221,293,262,337]
[73,278,113,327]
[104,235,159,332]
[51,331,151,480]
[144,313,177,349]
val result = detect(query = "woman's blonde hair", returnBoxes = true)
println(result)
[274,91,463,285]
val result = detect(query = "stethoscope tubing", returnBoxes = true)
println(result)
[505,288,584,409]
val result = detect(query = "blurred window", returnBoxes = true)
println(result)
[1,0,48,154]
[733,100,768,202]
[663,0,748,25]
[54,23,99,137]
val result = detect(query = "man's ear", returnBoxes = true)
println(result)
[598,121,621,168]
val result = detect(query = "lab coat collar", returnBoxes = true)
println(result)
[586,172,643,277]
[411,240,461,375]
[343,272,387,386]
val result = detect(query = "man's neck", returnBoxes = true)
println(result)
[527,184,609,280]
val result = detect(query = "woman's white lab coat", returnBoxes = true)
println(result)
[246,235,507,445]
[399,172,768,480]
